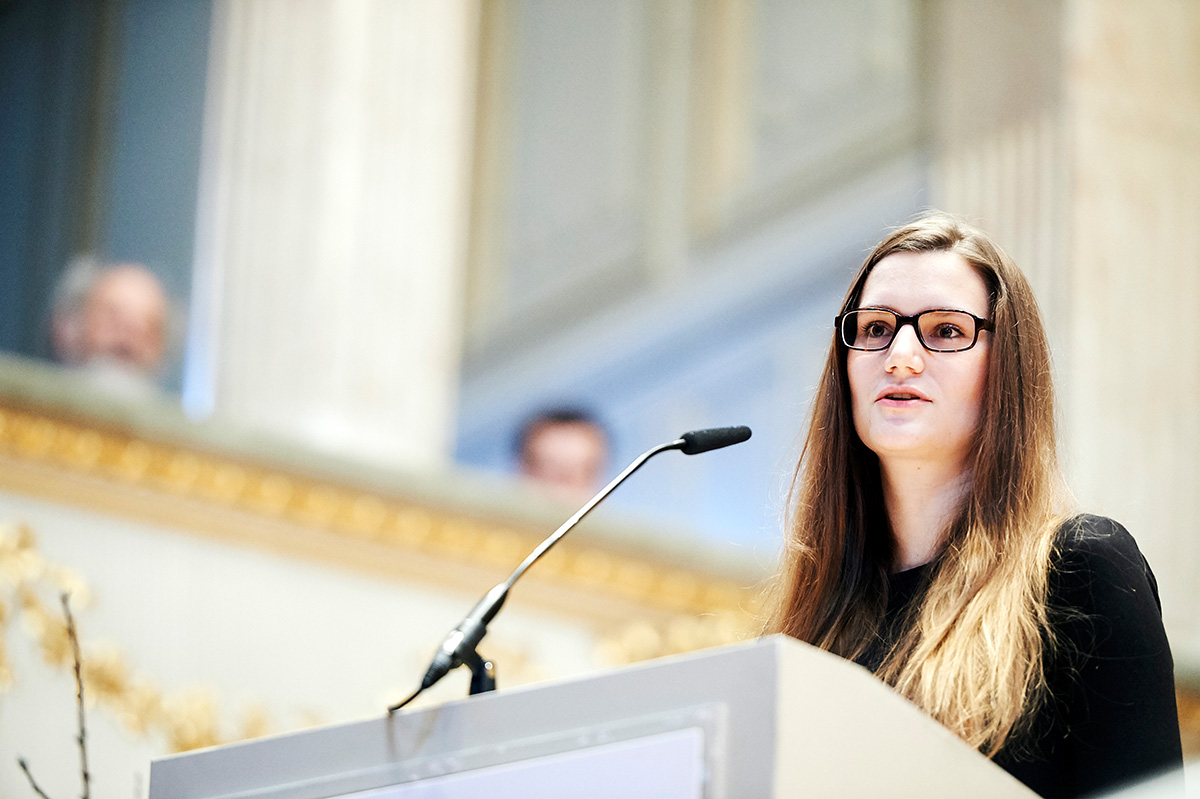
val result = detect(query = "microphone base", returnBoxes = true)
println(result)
[463,649,497,695]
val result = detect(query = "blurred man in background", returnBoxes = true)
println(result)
[516,408,610,503]
[49,256,173,396]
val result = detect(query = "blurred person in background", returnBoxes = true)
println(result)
[516,407,610,504]
[49,255,174,397]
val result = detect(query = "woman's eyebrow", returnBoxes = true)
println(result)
[857,303,979,313]
[855,304,933,313]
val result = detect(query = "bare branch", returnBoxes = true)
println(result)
[17,757,54,799]
[15,593,92,799]
[60,592,89,799]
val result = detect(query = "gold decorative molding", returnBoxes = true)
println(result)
[0,398,764,637]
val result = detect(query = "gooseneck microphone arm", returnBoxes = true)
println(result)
[387,425,751,714]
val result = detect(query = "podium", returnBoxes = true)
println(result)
[149,635,1035,798]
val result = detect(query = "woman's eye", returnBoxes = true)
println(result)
[862,321,891,339]
[931,323,964,339]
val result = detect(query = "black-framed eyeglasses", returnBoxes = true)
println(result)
[835,308,994,352]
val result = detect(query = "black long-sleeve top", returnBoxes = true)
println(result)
[860,515,1182,798]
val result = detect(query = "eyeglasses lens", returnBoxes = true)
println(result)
[842,310,979,352]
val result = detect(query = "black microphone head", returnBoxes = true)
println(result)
[678,425,751,455]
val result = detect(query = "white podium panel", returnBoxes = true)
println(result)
[149,636,1035,798]
[338,728,703,799]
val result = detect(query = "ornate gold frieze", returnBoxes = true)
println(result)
[0,400,764,631]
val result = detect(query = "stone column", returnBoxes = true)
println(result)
[186,0,479,467]
[1062,0,1200,641]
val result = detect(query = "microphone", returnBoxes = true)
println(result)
[388,425,752,713]
[679,425,751,455]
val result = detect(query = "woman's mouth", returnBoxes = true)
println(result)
[876,387,931,405]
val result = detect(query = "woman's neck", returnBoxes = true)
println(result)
[880,458,972,572]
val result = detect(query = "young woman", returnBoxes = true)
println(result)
[766,213,1182,799]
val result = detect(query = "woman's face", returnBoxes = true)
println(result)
[846,250,991,473]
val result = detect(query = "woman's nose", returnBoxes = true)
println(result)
[885,322,925,372]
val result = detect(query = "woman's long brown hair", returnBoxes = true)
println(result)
[765,211,1069,755]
